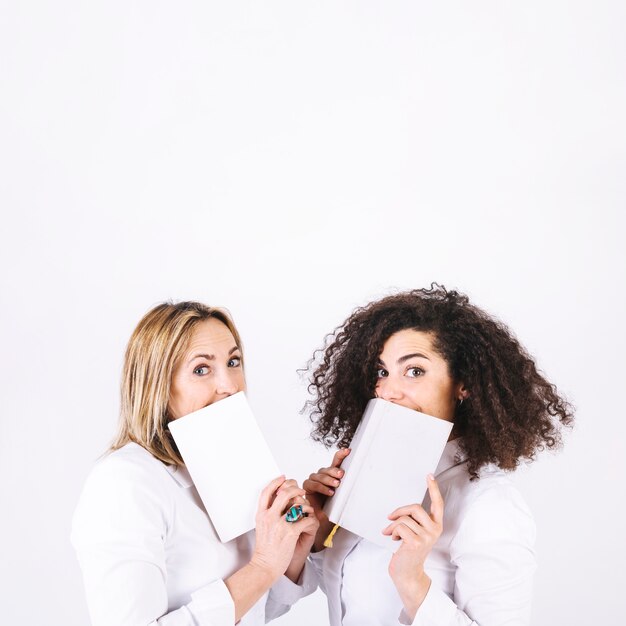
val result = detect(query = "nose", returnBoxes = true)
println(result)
[215,369,241,397]
[375,376,403,402]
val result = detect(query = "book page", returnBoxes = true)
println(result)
[168,392,281,543]
[329,399,452,551]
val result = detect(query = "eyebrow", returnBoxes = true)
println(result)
[187,346,241,364]
[398,352,430,364]
[378,352,431,367]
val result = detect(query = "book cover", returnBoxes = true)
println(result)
[323,398,453,550]
[168,391,281,543]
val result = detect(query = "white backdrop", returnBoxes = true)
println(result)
[1,2,624,625]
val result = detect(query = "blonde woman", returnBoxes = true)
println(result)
[72,302,318,626]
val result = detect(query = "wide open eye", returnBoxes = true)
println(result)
[376,367,389,379]
[406,367,425,378]
[227,356,241,368]
[193,365,210,376]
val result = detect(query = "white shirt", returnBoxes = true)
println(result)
[311,440,536,626]
[71,442,316,626]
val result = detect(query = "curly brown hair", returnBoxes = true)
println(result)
[306,284,574,479]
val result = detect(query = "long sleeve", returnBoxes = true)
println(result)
[71,451,237,626]
[264,560,319,621]
[405,483,536,626]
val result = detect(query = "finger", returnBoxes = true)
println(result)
[277,485,307,504]
[298,503,315,517]
[331,448,351,468]
[307,472,341,488]
[294,516,320,534]
[387,504,432,528]
[286,493,310,510]
[271,485,307,514]
[382,516,424,537]
[276,478,299,493]
[318,465,345,479]
[427,474,444,524]
[257,475,286,512]
[277,478,298,491]
[303,478,336,497]
[273,478,300,507]
[387,520,416,542]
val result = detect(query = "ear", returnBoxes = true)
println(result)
[455,382,470,402]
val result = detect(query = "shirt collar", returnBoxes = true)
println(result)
[165,463,194,488]
[434,438,467,476]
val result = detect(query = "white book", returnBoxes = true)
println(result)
[168,392,281,543]
[323,398,453,551]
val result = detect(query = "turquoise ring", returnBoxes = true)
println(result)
[285,505,305,522]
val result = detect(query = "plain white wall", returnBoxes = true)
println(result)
[1,2,624,625]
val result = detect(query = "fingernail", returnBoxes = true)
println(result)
[328,489,334,495]
[427,473,435,481]
[333,480,339,486]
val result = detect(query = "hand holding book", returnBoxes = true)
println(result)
[167,391,319,584]
[304,398,451,551]
[250,476,318,583]
[383,474,445,620]
[303,448,351,551]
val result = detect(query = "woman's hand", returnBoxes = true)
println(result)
[302,448,351,550]
[280,479,320,582]
[383,475,444,621]
[225,477,317,620]
[249,476,318,583]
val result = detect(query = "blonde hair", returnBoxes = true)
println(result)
[110,301,243,465]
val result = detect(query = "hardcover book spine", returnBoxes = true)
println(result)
[323,399,385,525]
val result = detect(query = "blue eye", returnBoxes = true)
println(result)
[406,367,424,378]
[228,356,241,368]
[376,368,388,378]
[193,365,210,376]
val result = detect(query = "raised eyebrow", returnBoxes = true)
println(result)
[188,346,240,364]
[188,353,215,364]
[397,352,430,365]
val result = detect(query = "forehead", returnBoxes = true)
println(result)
[380,329,439,357]
[185,318,237,352]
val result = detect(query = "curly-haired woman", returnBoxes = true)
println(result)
[303,285,573,626]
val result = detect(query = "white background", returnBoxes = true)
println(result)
[1,2,624,625]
